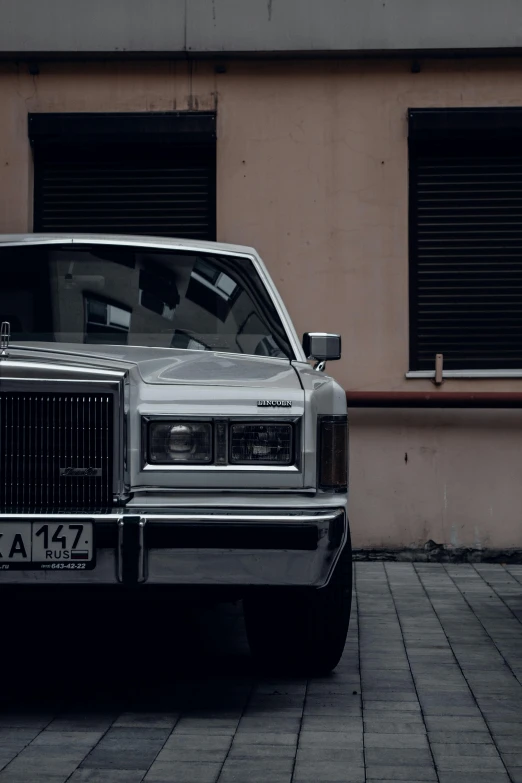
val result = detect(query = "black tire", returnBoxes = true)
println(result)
[243,530,352,675]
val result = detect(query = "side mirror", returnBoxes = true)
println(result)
[302,332,341,370]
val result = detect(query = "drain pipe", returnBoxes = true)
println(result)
[345,391,522,409]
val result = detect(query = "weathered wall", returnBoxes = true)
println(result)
[1,57,522,551]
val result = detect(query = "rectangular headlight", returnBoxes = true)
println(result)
[319,416,348,491]
[230,423,293,465]
[148,421,212,464]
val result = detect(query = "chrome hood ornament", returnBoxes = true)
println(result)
[0,321,10,359]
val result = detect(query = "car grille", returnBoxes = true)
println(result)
[0,392,114,511]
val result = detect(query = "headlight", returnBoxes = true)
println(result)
[318,415,348,491]
[230,423,293,465]
[148,421,212,464]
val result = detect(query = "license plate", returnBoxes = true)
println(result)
[0,521,95,571]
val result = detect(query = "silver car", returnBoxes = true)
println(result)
[0,234,351,674]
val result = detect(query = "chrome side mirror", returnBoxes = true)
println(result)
[302,332,341,372]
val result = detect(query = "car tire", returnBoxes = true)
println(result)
[243,531,352,675]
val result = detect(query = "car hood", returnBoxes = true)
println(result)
[5,343,302,390]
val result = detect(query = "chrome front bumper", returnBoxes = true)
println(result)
[0,507,348,587]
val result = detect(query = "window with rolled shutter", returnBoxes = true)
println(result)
[409,108,522,371]
[30,112,216,240]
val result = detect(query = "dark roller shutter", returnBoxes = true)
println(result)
[30,112,216,240]
[409,108,522,371]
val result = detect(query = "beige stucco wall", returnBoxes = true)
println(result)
[1,57,522,551]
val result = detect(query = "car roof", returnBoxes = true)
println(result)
[0,233,258,257]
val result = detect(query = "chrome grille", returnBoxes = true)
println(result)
[0,392,114,511]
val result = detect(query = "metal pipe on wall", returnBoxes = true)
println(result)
[345,391,522,409]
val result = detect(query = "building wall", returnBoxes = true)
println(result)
[1,57,521,551]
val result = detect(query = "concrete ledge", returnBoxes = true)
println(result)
[353,541,522,564]
[1,0,522,56]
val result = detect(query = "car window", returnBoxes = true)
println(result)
[0,244,294,359]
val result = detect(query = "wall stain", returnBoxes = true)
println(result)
[268,0,273,21]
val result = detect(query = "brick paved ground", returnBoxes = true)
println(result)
[1,563,522,782]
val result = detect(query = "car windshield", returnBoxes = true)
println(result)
[0,243,294,359]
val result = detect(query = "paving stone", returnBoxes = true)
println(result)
[69,771,147,782]
[162,735,231,753]
[365,766,437,781]
[362,671,415,685]
[435,754,506,771]
[243,708,302,720]
[298,744,365,762]
[292,759,365,782]
[364,693,419,704]
[81,750,161,770]
[306,682,360,696]
[0,739,35,757]
[363,702,421,713]
[489,720,522,735]
[495,735,522,751]
[0,715,53,730]
[424,716,489,733]
[361,679,416,689]
[418,694,482,717]
[298,730,363,747]
[227,744,296,759]
[232,732,297,746]
[305,692,361,704]
[248,694,304,707]
[363,720,426,735]
[155,746,229,763]
[145,761,222,783]
[365,748,433,766]
[0,729,41,743]
[366,712,426,724]
[364,733,429,749]
[81,731,169,771]
[0,753,21,774]
[362,661,411,671]
[304,702,362,717]
[431,742,501,758]
[113,713,178,729]
[437,774,509,783]
[218,758,294,783]
[99,728,171,743]
[300,716,363,733]
[47,714,116,732]
[361,653,411,672]
[364,693,421,704]
[1,749,87,777]
[235,716,301,732]
[31,731,103,748]
[253,680,307,695]
[172,718,239,735]
[500,753,522,768]
[0,773,68,783]
[428,731,493,744]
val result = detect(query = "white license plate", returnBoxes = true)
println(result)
[0,521,94,571]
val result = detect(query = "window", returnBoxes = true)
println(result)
[409,108,522,371]
[30,112,216,240]
[84,296,131,345]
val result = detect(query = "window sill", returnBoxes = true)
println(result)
[406,370,522,379]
